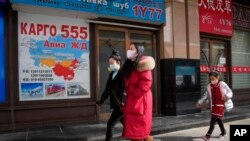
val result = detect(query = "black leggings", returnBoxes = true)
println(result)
[207,117,226,136]
[105,108,123,141]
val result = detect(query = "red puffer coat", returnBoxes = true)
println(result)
[122,56,155,139]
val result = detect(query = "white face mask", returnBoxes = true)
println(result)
[126,50,137,59]
[211,79,219,85]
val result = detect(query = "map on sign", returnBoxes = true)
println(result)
[20,35,88,81]
[18,12,90,101]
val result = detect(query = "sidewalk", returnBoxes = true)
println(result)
[0,105,250,141]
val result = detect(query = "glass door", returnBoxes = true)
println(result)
[98,29,126,116]
[130,32,154,56]
[200,39,228,95]
[97,26,156,119]
[200,41,210,94]
[211,42,227,82]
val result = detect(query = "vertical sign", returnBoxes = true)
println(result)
[0,11,5,103]
[18,12,90,101]
[199,0,233,36]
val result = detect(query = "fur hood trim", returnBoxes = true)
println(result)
[137,56,155,72]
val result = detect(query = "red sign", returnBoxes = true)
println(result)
[200,65,227,73]
[232,66,250,73]
[199,0,233,36]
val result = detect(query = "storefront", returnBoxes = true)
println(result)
[199,0,250,106]
[231,3,250,105]
[198,0,233,96]
[0,0,165,130]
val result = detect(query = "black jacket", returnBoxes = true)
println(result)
[99,70,124,109]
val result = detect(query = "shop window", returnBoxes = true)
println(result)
[200,40,228,94]
[232,30,250,89]
[0,11,5,103]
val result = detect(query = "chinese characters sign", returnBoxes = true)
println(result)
[199,0,233,36]
[200,65,227,73]
[10,0,165,23]
[18,12,90,101]
[200,66,250,73]
[232,66,250,73]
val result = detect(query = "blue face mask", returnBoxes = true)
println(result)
[109,64,118,72]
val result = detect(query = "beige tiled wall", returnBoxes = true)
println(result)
[161,0,200,59]
[187,0,200,59]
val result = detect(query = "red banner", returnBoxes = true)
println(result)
[200,65,227,73]
[199,0,233,36]
[232,66,250,73]
[200,66,250,73]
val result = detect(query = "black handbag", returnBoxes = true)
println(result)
[120,92,126,106]
[111,90,126,107]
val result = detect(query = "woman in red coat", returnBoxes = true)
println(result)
[122,43,155,141]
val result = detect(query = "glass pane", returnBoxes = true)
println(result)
[211,43,227,83]
[99,30,125,112]
[130,33,153,56]
[200,41,209,94]
[212,43,225,66]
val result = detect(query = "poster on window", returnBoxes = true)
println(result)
[18,12,90,101]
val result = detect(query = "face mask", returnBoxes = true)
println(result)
[109,64,118,72]
[211,79,219,85]
[126,50,137,59]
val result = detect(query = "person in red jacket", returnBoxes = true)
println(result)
[121,43,155,141]
[197,70,233,141]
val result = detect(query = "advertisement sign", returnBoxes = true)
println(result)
[0,11,5,103]
[18,12,90,101]
[233,4,250,30]
[10,0,165,23]
[199,0,233,36]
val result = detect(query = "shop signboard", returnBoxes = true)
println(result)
[199,0,233,36]
[0,11,5,103]
[10,0,165,23]
[18,12,90,101]
[233,4,250,30]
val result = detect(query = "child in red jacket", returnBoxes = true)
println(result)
[197,70,233,141]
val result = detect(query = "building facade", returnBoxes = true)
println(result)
[0,0,249,130]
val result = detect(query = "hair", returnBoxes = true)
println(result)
[122,43,144,78]
[209,70,220,78]
[109,49,121,64]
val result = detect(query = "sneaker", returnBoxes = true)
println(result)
[202,135,211,141]
[218,133,227,139]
